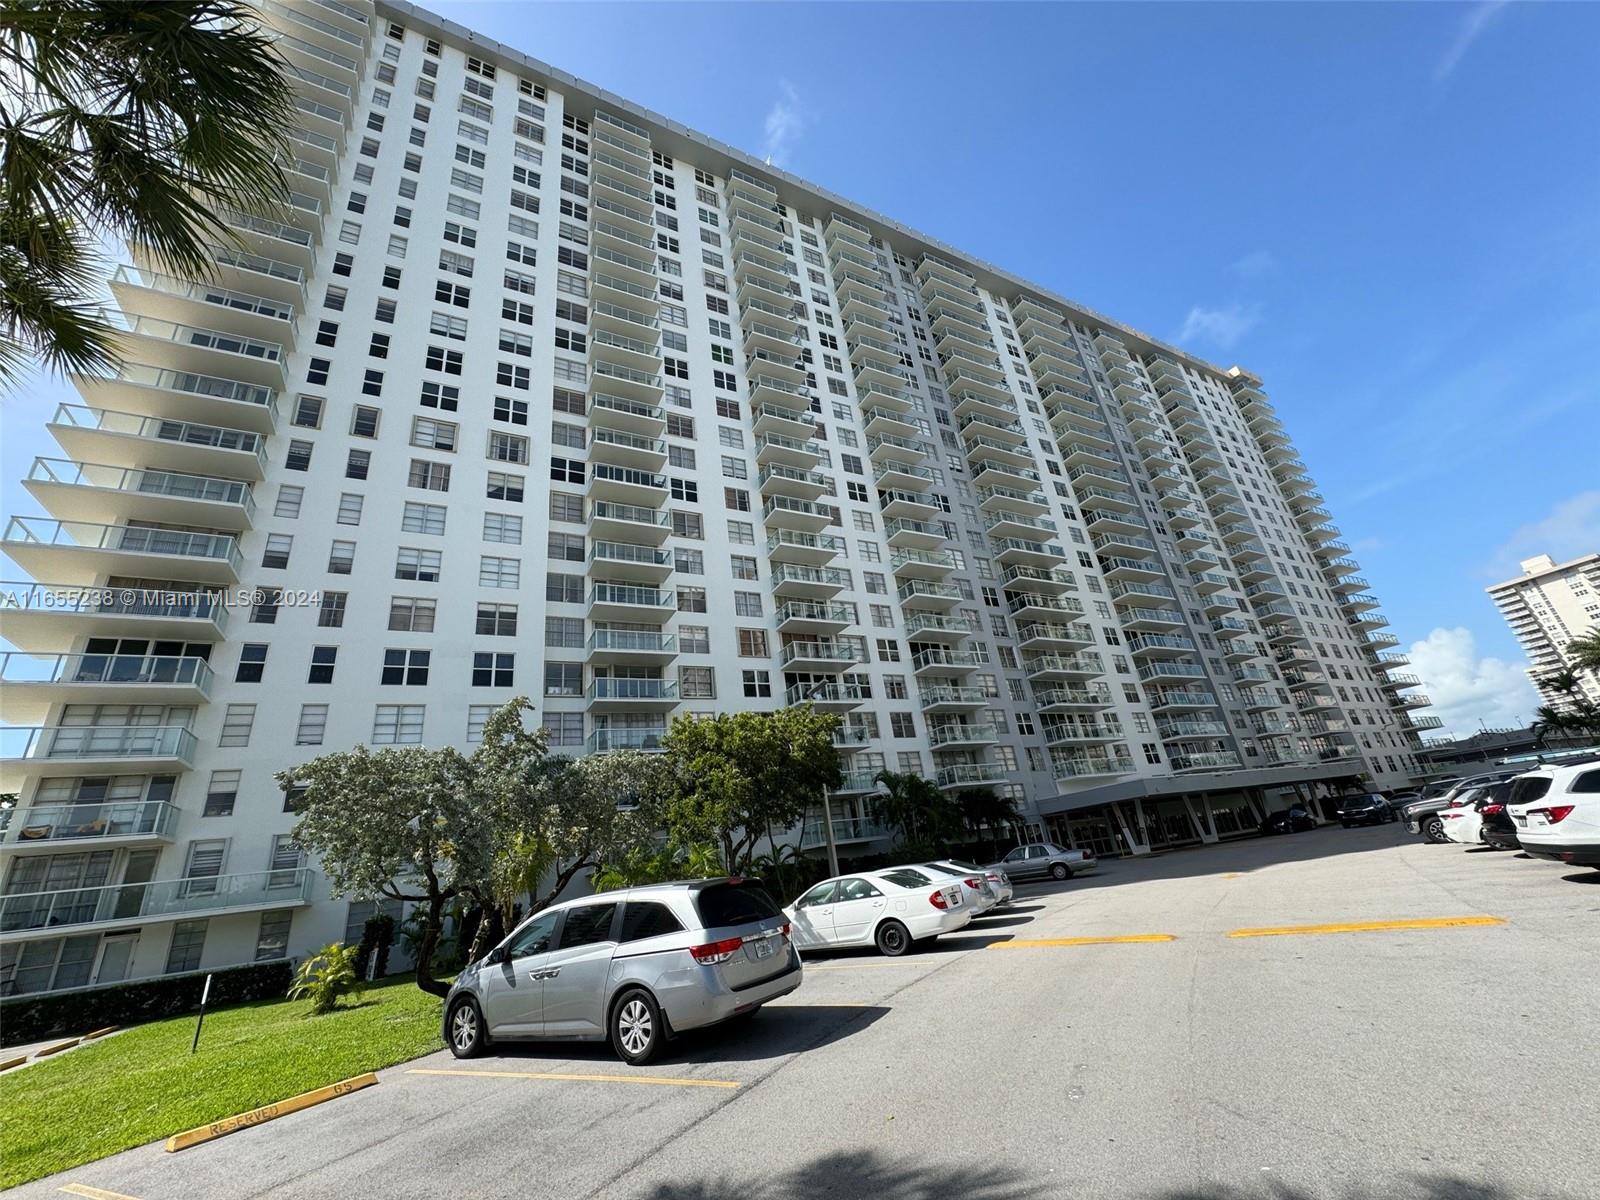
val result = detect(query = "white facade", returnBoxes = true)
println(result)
[0,0,1433,997]
[1488,553,1600,708]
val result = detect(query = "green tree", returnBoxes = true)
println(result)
[288,941,363,1015]
[592,841,721,892]
[661,707,842,872]
[281,743,487,998]
[0,0,294,379]
[870,769,961,852]
[954,786,1022,857]
[1567,626,1600,675]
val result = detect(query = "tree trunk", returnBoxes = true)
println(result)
[465,903,504,964]
[413,896,450,998]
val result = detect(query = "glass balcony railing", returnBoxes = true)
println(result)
[0,868,311,934]
[0,581,224,626]
[0,799,180,847]
[2,517,243,573]
[0,652,214,692]
[28,459,255,519]
[586,678,678,703]
[1,724,198,765]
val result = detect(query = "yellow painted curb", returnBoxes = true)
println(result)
[407,1067,740,1090]
[164,1072,378,1152]
[59,1184,145,1199]
[34,1038,80,1058]
[81,1026,119,1041]
[1227,915,1507,939]
[989,934,1177,948]
[0,1054,28,1072]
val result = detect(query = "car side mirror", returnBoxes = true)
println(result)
[485,945,508,966]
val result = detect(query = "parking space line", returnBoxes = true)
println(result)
[989,933,1177,948]
[1227,915,1506,939]
[406,1068,739,1090]
[59,1185,144,1200]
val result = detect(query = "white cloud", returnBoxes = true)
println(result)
[1409,626,1541,738]
[760,82,805,167]
[1435,0,1511,82]
[1175,303,1260,350]
[1227,250,1278,280]
[1483,489,1600,581]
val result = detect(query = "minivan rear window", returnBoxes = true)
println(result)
[1509,777,1552,806]
[694,881,781,929]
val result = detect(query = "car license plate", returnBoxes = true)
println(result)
[947,887,962,907]
[1514,815,1527,827]
[749,937,773,960]
[1526,813,1546,827]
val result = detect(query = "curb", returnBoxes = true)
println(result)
[0,1054,27,1072]
[33,1038,80,1058]
[165,1072,379,1152]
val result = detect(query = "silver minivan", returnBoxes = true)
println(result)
[442,877,802,1064]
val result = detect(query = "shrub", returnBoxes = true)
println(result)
[0,961,293,1046]
[287,942,364,1014]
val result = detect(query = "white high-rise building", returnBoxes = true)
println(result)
[1488,553,1600,709]
[0,0,1434,997]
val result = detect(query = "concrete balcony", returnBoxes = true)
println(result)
[874,459,937,493]
[0,799,180,853]
[589,327,662,375]
[589,427,668,474]
[901,613,979,642]
[586,629,678,666]
[771,564,848,601]
[47,404,268,481]
[757,432,826,470]
[935,763,1009,791]
[890,548,958,580]
[985,509,1058,542]
[586,728,665,754]
[798,815,888,851]
[588,463,668,508]
[1128,634,1197,658]
[1170,752,1244,772]
[995,538,1067,569]
[878,489,941,522]
[2,518,242,585]
[927,721,1003,749]
[766,529,846,567]
[1043,720,1123,745]
[0,653,214,722]
[786,681,865,710]
[1074,484,1140,515]
[896,579,962,611]
[0,868,312,943]
[590,392,667,439]
[1053,753,1136,782]
[73,362,278,434]
[763,495,831,533]
[1100,555,1166,584]
[960,411,1027,445]
[1159,719,1233,740]
[1026,652,1106,680]
[1016,621,1096,651]
[1149,690,1220,711]
[588,500,672,545]
[1,724,197,790]
[910,649,987,677]
[0,581,226,651]
[918,686,989,713]
[586,583,676,624]
[586,677,678,712]
[759,463,829,501]
[100,310,286,389]
[1035,684,1115,711]
[589,360,664,405]
[1006,591,1083,623]
[779,640,864,672]
[108,266,297,346]
[978,483,1051,516]
[1119,606,1187,633]
[588,540,673,584]
[776,601,853,636]
[25,458,256,531]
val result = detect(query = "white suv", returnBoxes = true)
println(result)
[1505,761,1600,869]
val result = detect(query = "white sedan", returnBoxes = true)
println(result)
[786,868,972,956]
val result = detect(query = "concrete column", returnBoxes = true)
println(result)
[1189,793,1219,843]
[1111,802,1149,856]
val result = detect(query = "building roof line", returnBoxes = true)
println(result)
[382,0,1254,385]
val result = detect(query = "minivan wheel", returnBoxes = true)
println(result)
[1050,863,1072,881]
[611,988,663,1065]
[447,998,487,1059]
[875,919,912,957]
[1422,815,1447,843]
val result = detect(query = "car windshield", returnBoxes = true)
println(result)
[920,862,962,876]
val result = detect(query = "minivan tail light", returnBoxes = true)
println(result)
[1544,805,1576,824]
[689,936,744,964]
[929,889,949,910]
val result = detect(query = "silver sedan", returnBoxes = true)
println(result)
[987,841,1098,882]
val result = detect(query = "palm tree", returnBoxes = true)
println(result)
[871,770,959,850]
[0,1,294,380]
[1567,627,1600,675]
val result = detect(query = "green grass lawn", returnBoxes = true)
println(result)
[0,977,444,1189]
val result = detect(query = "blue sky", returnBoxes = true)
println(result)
[3,0,1597,737]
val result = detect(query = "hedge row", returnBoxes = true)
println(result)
[1,960,293,1046]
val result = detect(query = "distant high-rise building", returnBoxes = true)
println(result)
[0,0,1433,996]
[1488,553,1600,708]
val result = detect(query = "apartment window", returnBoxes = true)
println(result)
[389,597,437,632]
[382,648,431,686]
[219,703,255,747]
[292,395,324,428]
[411,417,458,451]
[345,450,369,480]
[547,531,585,562]
[479,555,520,588]
[235,643,267,683]
[202,770,239,817]
[395,547,442,581]
[672,511,703,540]
[544,662,582,697]
[680,625,710,654]
[296,704,329,746]
[483,512,522,544]
[402,501,447,536]
[476,603,518,636]
[337,493,364,526]
[165,921,208,974]
[373,704,425,744]
[731,555,758,581]
[678,586,707,613]
[890,712,916,738]
[487,472,525,502]
[285,440,312,472]
[545,615,583,646]
[472,652,515,687]
[308,644,339,683]
[408,460,451,491]
[737,628,769,657]
[261,534,292,569]
[742,669,772,698]
[734,592,763,618]
[328,540,356,575]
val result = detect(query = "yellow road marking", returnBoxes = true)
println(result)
[1221,872,1245,879]
[989,934,1177,948]
[165,1073,378,1152]
[59,1186,144,1200]
[1227,916,1507,939]
[407,1067,739,1090]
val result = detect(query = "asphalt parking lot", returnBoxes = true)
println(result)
[28,825,1600,1200]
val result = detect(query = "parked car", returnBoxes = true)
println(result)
[442,878,800,1065]
[1260,805,1318,835]
[1506,761,1600,869]
[785,867,973,957]
[918,861,999,913]
[1334,793,1395,827]
[945,857,1015,905]
[1401,771,1523,842]
[1479,788,1522,851]
[1440,779,1520,845]
[987,842,1098,882]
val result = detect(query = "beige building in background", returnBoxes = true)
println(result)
[1488,553,1600,708]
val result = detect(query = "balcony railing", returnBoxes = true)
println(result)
[0,868,311,935]
[1,800,180,847]
[2,518,243,574]
[0,652,214,692]
[1,724,198,766]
